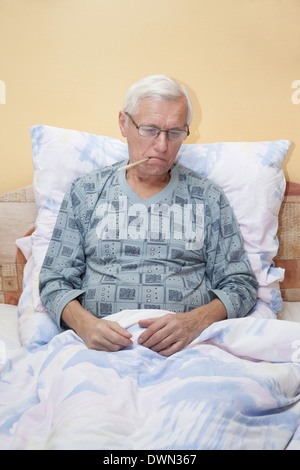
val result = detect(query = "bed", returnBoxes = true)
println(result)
[0,126,300,450]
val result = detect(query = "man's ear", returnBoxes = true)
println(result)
[118,111,128,138]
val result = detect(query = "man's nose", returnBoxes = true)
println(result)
[154,131,168,151]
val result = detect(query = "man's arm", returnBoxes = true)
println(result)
[39,181,133,351]
[203,188,258,319]
[39,183,87,328]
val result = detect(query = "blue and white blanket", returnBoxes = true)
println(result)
[1,307,300,450]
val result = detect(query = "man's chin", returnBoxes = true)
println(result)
[145,157,172,171]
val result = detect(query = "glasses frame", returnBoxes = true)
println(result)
[125,112,190,142]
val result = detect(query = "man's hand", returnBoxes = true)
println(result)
[80,316,133,352]
[137,299,227,356]
[62,299,133,352]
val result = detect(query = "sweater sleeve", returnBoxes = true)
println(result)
[204,187,258,318]
[39,182,87,328]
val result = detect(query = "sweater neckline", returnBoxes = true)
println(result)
[117,162,179,206]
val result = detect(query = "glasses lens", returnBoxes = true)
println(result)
[138,126,160,139]
[167,130,188,141]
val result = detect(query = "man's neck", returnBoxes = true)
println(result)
[126,169,171,200]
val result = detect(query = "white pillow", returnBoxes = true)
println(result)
[17,125,290,346]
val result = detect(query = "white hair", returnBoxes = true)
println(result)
[122,75,193,126]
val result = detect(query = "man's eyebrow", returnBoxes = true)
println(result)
[143,123,186,130]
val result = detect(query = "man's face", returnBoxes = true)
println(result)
[119,97,188,178]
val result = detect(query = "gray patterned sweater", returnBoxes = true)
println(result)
[39,161,258,328]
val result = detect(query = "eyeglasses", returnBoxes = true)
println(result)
[125,112,190,142]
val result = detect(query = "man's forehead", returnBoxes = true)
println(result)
[136,97,188,123]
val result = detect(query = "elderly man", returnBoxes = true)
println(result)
[39,75,258,356]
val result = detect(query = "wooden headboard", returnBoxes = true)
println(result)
[0,182,299,305]
[275,181,300,301]
[0,185,37,304]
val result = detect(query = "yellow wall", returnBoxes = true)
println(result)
[0,0,299,193]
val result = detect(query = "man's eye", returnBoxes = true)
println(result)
[144,127,159,135]
[168,130,181,137]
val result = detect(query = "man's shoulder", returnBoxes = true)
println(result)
[176,164,223,196]
[70,160,125,192]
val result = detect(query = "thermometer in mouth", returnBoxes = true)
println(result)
[117,157,149,172]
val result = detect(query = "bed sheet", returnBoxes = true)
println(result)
[1,302,300,450]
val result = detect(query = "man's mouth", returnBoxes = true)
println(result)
[146,156,165,162]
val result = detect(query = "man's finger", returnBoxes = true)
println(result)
[137,317,165,345]
[109,321,133,339]
[138,318,157,328]
[95,321,133,350]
